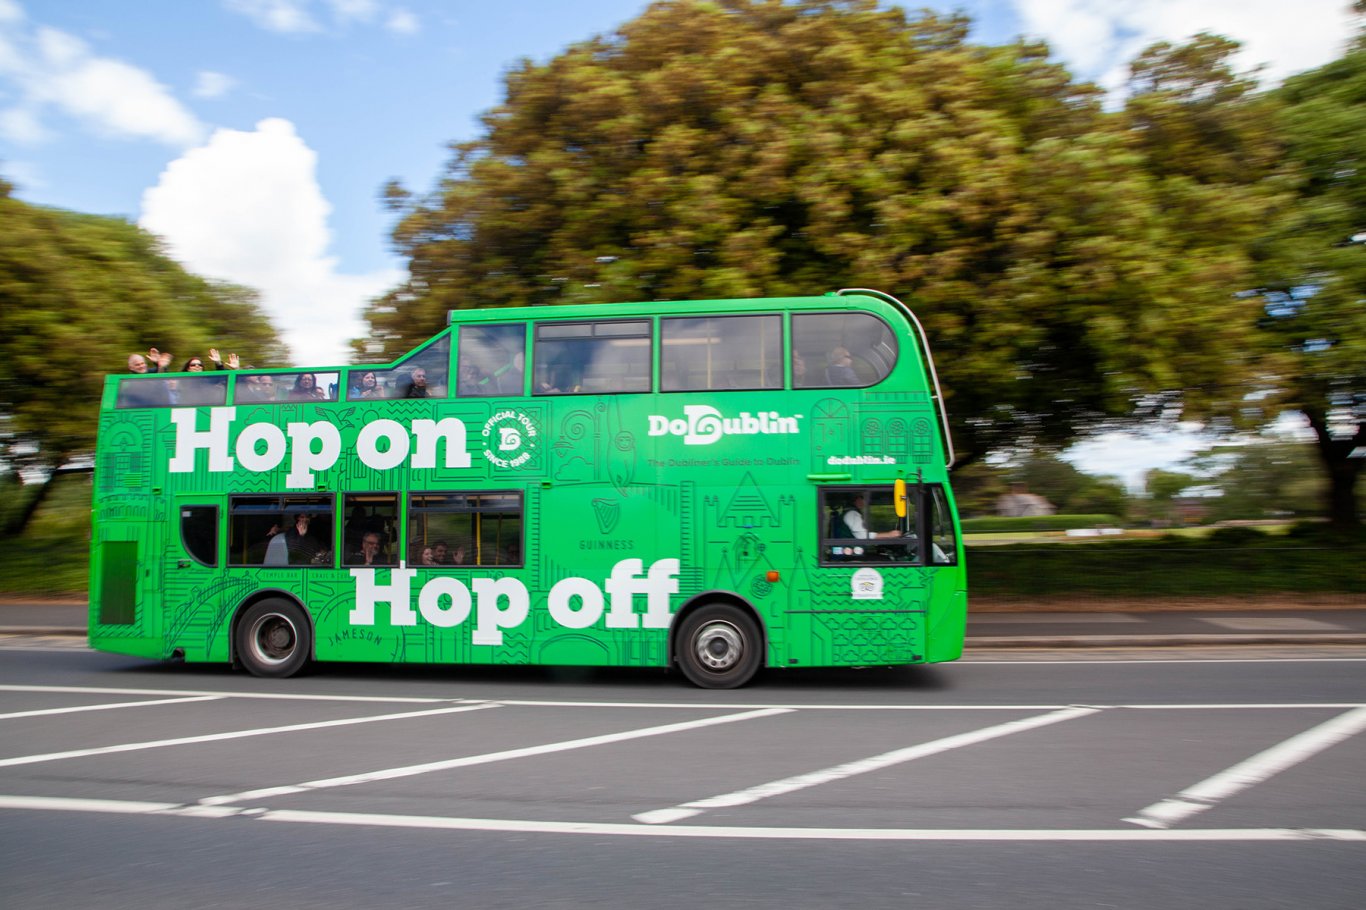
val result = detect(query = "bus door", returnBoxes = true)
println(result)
[162,494,227,659]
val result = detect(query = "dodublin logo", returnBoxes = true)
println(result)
[647,404,802,446]
[482,409,538,468]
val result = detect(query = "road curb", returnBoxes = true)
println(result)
[967,633,1366,649]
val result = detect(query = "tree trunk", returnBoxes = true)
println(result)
[1304,408,1363,531]
[1,465,92,537]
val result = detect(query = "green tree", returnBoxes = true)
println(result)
[370,0,1270,467]
[1245,25,1366,529]
[1013,452,1130,517]
[0,180,286,532]
[1143,467,1197,525]
[1187,440,1325,521]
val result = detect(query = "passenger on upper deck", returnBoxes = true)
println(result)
[826,346,858,386]
[402,367,430,399]
[207,349,240,370]
[457,363,486,396]
[239,374,277,402]
[127,348,172,374]
[350,370,382,399]
[289,373,326,401]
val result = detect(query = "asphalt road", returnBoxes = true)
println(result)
[1,643,1364,909]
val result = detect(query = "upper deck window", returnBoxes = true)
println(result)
[534,320,650,395]
[661,315,782,392]
[345,335,450,401]
[792,312,897,389]
[236,372,341,403]
[115,375,227,408]
[457,325,525,397]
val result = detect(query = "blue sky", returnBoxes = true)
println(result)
[0,0,1350,485]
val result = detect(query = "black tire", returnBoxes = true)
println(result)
[235,598,311,678]
[675,603,762,689]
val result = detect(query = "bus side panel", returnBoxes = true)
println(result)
[89,409,167,660]
[927,589,967,663]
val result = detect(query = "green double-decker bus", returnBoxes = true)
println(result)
[90,289,965,688]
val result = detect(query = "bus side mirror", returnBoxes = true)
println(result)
[893,478,907,518]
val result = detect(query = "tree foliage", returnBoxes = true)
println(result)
[0,180,286,482]
[370,0,1275,467]
[1185,440,1327,522]
[1245,33,1366,528]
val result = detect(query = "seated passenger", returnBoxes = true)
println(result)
[241,374,278,402]
[289,373,326,401]
[348,532,386,567]
[350,370,382,399]
[402,367,431,399]
[457,363,486,396]
[825,347,859,386]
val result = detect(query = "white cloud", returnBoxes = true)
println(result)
[0,157,44,190]
[385,7,418,34]
[192,70,236,99]
[223,0,320,34]
[1010,0,1356,93]
[0,14,202,146]
[226,0,416,34]
[1064,425,1209,491]
[139,118,402,367]
[0,105,45,142]
[329,0,380,24]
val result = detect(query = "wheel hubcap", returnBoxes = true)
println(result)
[693,620,743,671]
[251,614,297,665]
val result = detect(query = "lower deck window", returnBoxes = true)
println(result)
[409,492,522,567]
[229,495,335,567]
[819,484,955,566]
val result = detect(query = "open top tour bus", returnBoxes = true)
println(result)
[90,289,965,688]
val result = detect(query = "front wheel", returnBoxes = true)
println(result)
[235,598,311,678]
[675,604,762,689]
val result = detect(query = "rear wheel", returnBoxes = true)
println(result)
[235,599,310,678]
[675,604,762,689]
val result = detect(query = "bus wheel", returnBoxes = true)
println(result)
[236,599,310,678]
[676,604,762,689]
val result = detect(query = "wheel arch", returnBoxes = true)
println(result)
[229,588,315,668]
[668,590,768,669]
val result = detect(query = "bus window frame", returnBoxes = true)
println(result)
[228,493,337,569]
[179,504,219,567]
[660,313,784,393]
[456,323,527,398]
[341,491,400,568]
[532,318,652,396]
[818,484,931,567]
[791,311,899,390]
[408,490,525,568]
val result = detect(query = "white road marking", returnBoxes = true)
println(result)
[199,707,793,806]
[0,684,449,704]
[1,684,1362,713]
[633,706,1099,825]
[0,695,223,720]
[1126,705,1366,829]
[1,794,1362,842]
[0,702,500,768]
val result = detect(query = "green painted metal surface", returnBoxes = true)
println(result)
[89,293,967,673]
